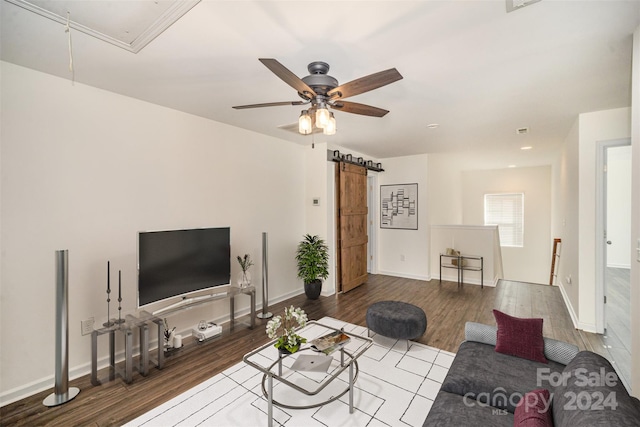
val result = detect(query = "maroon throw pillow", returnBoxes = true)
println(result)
[493,309,547,363]
[514,389,553,427]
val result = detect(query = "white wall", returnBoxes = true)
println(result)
[554,107,631,332]
[377,154,429,280]
[303,142,335,295]
[461,166,551,284]
[606,145,632,268]
[428,155,552,285]
[0,62,308,403]
[427,153,464,226]
[553,120,581,327]
[577,108,631,331]
[630,26,640,398]
[430,225,502,286]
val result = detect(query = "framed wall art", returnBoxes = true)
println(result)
[380,183,418,230]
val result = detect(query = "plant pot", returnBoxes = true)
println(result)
[277,346,292,356]
[304,279,322,300]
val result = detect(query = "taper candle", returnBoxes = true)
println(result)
[107,261,110,293]
[118,270,121,300]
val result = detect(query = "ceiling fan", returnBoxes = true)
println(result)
[233,59,403,135]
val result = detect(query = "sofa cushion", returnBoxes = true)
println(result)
[423,390,514,427]
[493,310,547,363]
[513,388,553,427]
[441,341,565,413]
[464,322,579,365]
[552,351,640,427]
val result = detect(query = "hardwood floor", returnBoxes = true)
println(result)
[0,275,608,426]
[603,267,632,390]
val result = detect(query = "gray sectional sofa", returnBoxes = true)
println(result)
[423,322,640,426]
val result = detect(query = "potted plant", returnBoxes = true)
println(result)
[163,318,176,350]
[266,306,308,354]
[295,234,329,299]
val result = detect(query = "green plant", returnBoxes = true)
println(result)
[295,234,329,284]
[266,306,308,353]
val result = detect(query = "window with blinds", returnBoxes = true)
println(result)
[484,193,524,247]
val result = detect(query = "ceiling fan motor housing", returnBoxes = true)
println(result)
[300,61,338,98]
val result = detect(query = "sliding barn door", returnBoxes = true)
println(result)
[336,162,368,293]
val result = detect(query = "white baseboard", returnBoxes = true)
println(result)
[606,263,631,269]
[436,273,498,287]
[0,344,138,407]
[376,270,429,281]
[532,281,596,333]
[557,281,579,329]
[578,321,597,333]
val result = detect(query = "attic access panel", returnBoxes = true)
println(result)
[5,0,200,53]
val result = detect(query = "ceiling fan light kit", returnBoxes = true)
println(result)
[234,59,403,136]
[324,113,337,136]
[298,110,313,135]
[315,104,331,129]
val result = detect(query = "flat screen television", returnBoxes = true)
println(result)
[137,227,231,308]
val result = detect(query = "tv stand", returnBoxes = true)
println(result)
[150,286,255,326]
[90,285,255,385]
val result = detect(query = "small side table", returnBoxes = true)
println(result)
[135,311,165,373]
[229,285,256,330]
[91,320,134,385]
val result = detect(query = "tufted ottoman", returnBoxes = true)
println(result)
[366,301,427,350]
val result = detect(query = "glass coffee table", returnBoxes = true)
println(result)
[243,320,372,427]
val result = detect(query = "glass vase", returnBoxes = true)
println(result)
[237,271,251,288]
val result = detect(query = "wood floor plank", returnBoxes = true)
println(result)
[0,275,611,426]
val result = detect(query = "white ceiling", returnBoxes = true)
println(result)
[2,1,639,166]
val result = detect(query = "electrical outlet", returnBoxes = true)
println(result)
[81,317,94,336]
[400,254,405,262]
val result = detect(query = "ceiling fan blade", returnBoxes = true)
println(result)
[233,101,306,109]
[327,68,403,100]
[259,58,317,99]
[331,101,389,117]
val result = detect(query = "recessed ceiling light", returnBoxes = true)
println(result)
[508,165,517,168]
[427,124,440,129]
[521,146,533,150]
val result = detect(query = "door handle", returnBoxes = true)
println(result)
[606,241,612,245]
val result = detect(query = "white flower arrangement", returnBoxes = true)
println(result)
[266,306,308,353]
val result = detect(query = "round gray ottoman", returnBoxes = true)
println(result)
[366,301,427,346]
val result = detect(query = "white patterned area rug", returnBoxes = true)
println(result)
[126,317,454,427]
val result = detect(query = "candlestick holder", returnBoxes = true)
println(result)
[103,290,115,327]
[114,269,125,325]
[114,302,125,325]
[103,261,115,327]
